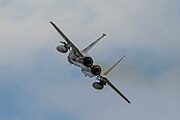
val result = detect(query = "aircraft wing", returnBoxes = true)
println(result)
[82,34,106,54]
[50,21,83,57]
[100,76,131,104]
[100,55,130,103]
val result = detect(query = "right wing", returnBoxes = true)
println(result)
[100,75,131,104]
[50,21,83,57]
[82,34,106,54]
[100,55,130,103]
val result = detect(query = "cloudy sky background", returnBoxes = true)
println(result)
[0,0,180,120]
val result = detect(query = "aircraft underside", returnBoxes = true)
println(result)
[50,21,131,104]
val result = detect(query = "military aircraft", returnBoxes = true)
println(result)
[50,21,131,104]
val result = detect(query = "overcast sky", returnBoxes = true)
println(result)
[0,0,180,120]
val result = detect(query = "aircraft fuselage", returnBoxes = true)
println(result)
[67,50,95,77]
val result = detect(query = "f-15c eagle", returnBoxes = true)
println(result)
[50,21,130,104]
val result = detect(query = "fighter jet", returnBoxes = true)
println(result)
[50,21,130,103]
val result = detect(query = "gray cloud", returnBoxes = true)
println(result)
[0,0,180,120]
[1,0,180,67]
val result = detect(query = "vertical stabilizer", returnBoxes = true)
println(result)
[82,34,106,54]
[103,55,125,76]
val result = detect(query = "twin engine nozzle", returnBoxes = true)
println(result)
[83,57,101,76]
[57,42,102,76]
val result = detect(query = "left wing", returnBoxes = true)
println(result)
[50,21,83,57]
